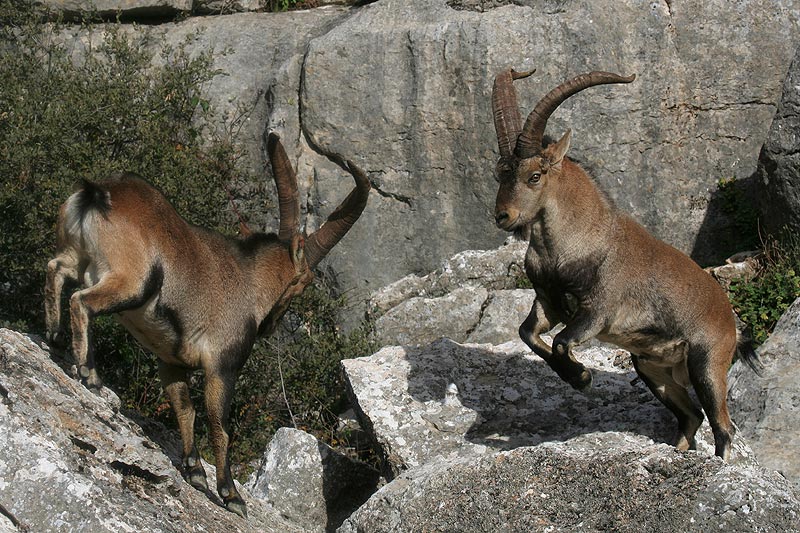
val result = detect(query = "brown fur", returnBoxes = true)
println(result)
[44,134,370,517]
[492,75,756,461]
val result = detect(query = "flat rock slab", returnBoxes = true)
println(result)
[343,338,756,477]
[339,433,800,533]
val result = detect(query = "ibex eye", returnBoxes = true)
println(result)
[528,172,541,184]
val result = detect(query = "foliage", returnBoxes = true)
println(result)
[227,281,376,473]
[730,232,800,345]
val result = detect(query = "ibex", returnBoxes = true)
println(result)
[491,69,761,460]
[44,133,370,517]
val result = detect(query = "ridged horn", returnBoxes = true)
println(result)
[515,71,636,159]
[267,133,301,242]
[492,68,536,159]
[304,157,371,269]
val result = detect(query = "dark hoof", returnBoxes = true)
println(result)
[47,331,68,350]
[225,497,247,518]
[567,369,593,392]
[185,466,208,492]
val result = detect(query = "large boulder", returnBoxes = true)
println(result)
[58,0,800,317]
[245,427,380,532]
[756,45,800,236]
[0,329,301,532]
[342,337,757,478]
[728,297,800,492]
[339,433,800,533]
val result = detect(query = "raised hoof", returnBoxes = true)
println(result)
[225,497,247,518]
[568,369,593,392]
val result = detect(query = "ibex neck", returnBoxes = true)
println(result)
[533,162,614,260]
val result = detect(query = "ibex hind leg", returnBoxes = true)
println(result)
[632,356,704,451]
[688,344,735,461]
[69,272,151,389]
[159,362,208,492]
[45,253,81,348]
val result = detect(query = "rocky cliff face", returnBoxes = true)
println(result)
[756,44,800,237]
[46,0,800,311]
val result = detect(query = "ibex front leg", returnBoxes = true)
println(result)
[204,370,246,517]
[159,362,208,492]
[519,297,596,392]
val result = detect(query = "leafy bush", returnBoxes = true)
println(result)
[0,1,375,474]
[730,232,800,345]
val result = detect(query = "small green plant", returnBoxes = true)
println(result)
[730,232,800,344]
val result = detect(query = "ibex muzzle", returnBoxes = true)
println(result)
[491,69,761,461]
[44,133,370,517]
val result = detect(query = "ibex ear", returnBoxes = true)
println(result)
[545,129,571,168]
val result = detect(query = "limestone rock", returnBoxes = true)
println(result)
[370,242,531,346]
[729,297,800,492]
[342,338,756,478]
[757,44,800,236]
[465,288,536,344]
[245,427,380,532]
[374,287,488,346]
[0,329,301,533]
[339,433,800,533]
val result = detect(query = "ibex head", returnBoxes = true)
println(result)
[492,70,635,231]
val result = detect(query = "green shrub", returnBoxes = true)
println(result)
[730,232,800,345]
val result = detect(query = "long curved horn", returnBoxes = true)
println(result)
[267,133,300,242]
[304,158,371,269]
[515,71,635,159]
[492,68,535,159]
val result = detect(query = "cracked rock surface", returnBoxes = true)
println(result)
[729,297,800,492]
[0,329,301,533]
[339,433,800,533]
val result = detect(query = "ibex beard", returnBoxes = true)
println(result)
[491,68,762,461]
[44,133,370,517]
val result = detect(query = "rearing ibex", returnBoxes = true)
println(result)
[44,133,370,517]
[491,69,761,460]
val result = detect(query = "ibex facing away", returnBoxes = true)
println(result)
[491,69,761,460]
[44,133,370,517]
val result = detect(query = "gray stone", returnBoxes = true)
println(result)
[368,241,527,316]
[245,427,380,532]
[339,433,800,533]
[374,287,488,346]
[0,329,301,533]
[370,242,533,346]
[729,297,800,492]
[465,288,536,344]
[757,45,800,236]
[342,338,756,478]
